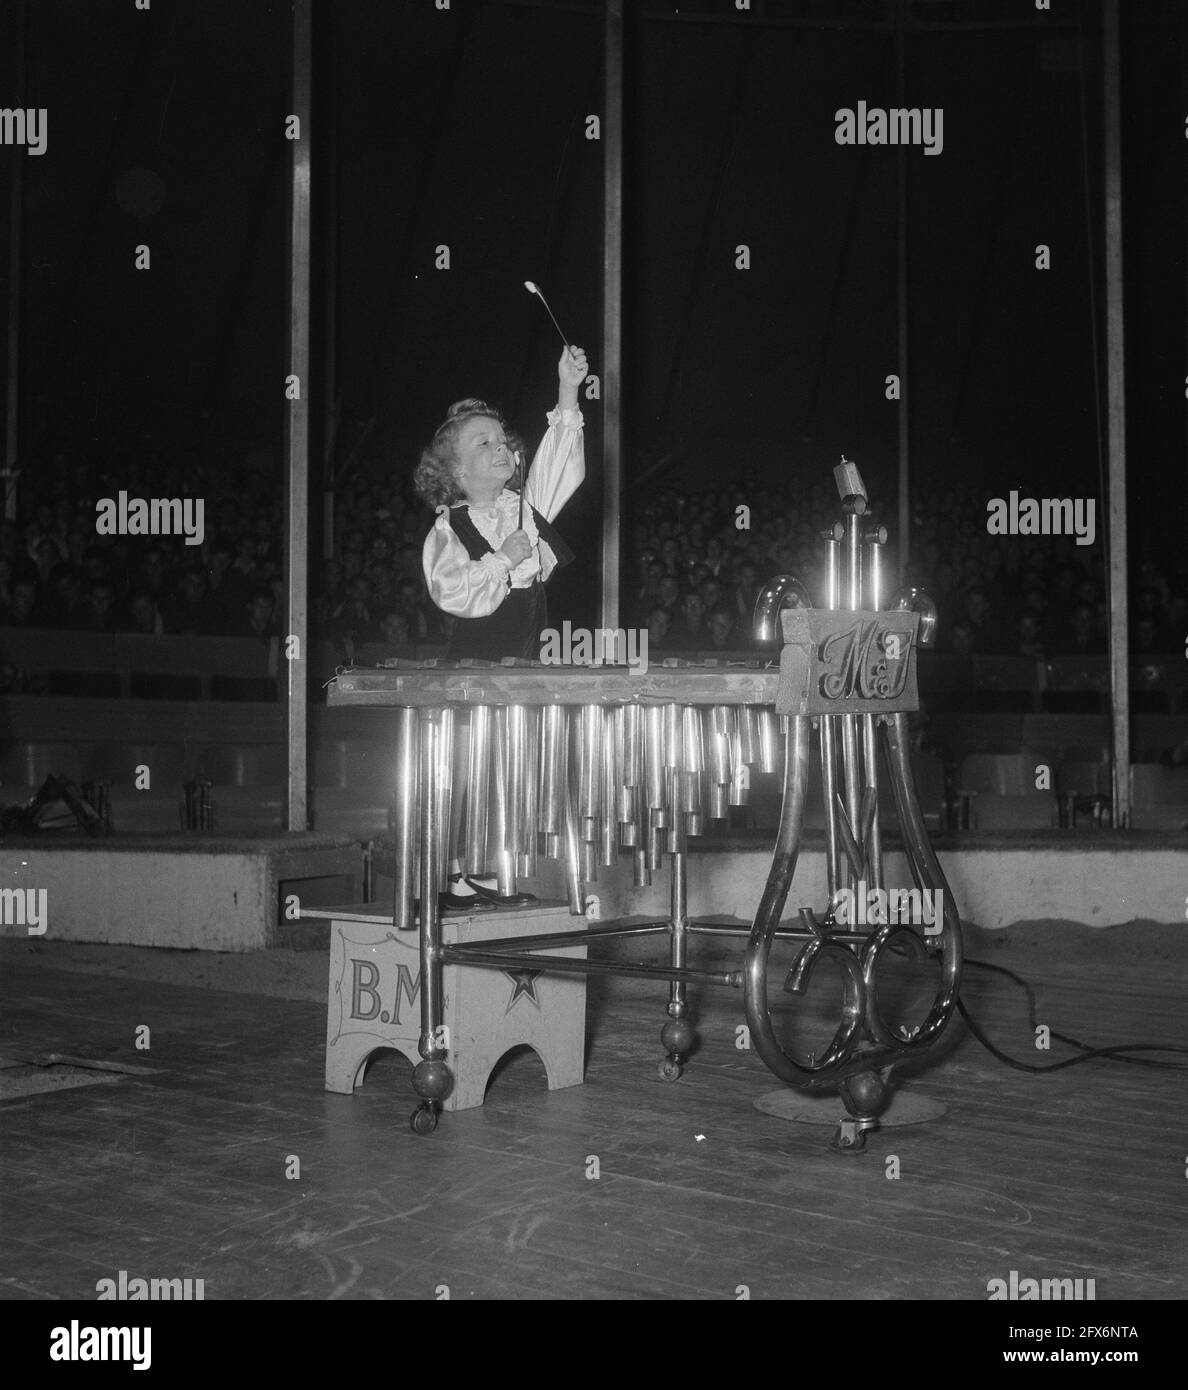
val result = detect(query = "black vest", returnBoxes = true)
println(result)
[443,501,573,661]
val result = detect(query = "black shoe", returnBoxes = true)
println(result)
[465,875,538,907]
[439,874,497,913]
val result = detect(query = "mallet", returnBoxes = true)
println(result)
[522,279,578,529]
[523,280,573,355]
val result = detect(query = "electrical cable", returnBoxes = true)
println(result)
[957,956,1188,1074]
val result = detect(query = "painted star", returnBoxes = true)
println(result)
[503,968,542,1013]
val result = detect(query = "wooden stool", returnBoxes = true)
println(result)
[316,902,587,1111]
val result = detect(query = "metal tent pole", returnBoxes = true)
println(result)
[3,0,27,522]
[600,0,623,632]
[895,2,910,582]
[284,0,313,831]
[1102,0,1130,830]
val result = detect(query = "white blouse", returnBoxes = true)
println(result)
[422,405,585,619]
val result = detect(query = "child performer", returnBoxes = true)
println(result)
[414,344,589,908]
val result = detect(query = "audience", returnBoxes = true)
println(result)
[0,452,1183,696]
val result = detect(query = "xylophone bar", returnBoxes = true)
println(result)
[403,698,788,917]
[331,663,780,708]
[333,664,787,920]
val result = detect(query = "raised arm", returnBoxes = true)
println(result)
[523,345,588,524]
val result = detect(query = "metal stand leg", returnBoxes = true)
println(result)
[393,707,419,932]
[831,1069,893,1154]
[410,706,453,1134]
[659,849,695,1080]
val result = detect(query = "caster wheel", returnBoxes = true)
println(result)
[410,1105,438,1135]
[830,1119,868,1154]
[658,1057,683,1082]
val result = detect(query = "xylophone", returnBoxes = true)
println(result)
[328,461,963,1149]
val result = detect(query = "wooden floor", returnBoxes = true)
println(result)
[0,922,1185,1301]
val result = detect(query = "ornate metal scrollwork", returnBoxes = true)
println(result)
[743,462,963,1120]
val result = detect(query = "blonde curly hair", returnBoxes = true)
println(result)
[414,398,511,509]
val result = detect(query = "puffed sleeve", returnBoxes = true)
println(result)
[523,405,585,524]
[422,513,512,618]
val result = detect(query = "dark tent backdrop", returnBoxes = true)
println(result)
[1,0,1184,632]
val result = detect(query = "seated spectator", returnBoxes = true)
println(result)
[33,534,64,583]
[205,539,245,632]
[118,586,164,635]
[1014,608,1045,660]
[135,545,171,603]
[631,558,666,623]
[379,611,412,651]
[733,561,762,622]
[3,572,46,627]
[0,660,27,692]
[706,608,737,651]
[81,546,113,590]
[949,618,975,658]
[1060,603,1105,655]
[1132,585,1169,649]
[234,586,279,642]
[700,576,725,613]
[1166,594,1187,648]
[80,582,119,632]
[668,591,710,652]
[703,536,728,577]
[962,586,1004,653]
[44,562,85,628]
[394,578,431,642]
[656,574,681,617]
[646,604,672,650]
[397,541,422,584]
[65,525,89,568]
[230,533,261,589]
[312,558,347,638]
[1133,615,1164,655]
[334,576,379,645]
[162,566,217,635]
[369,566,395,613]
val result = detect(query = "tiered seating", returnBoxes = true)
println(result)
[1,632,1184,839]
[956,753,1055,830]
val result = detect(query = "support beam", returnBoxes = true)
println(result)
[1102,0,1130,829]
[600,0,623,631]
[2,0,26,522]
[321,2,338,559]
[3,161,18,522]
[895,3,909,582]
[284,0,313,831]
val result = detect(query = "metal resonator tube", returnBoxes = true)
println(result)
[752,574,814,643]
[888,586,939,649]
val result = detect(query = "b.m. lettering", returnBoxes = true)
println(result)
[349,958,420,1025]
